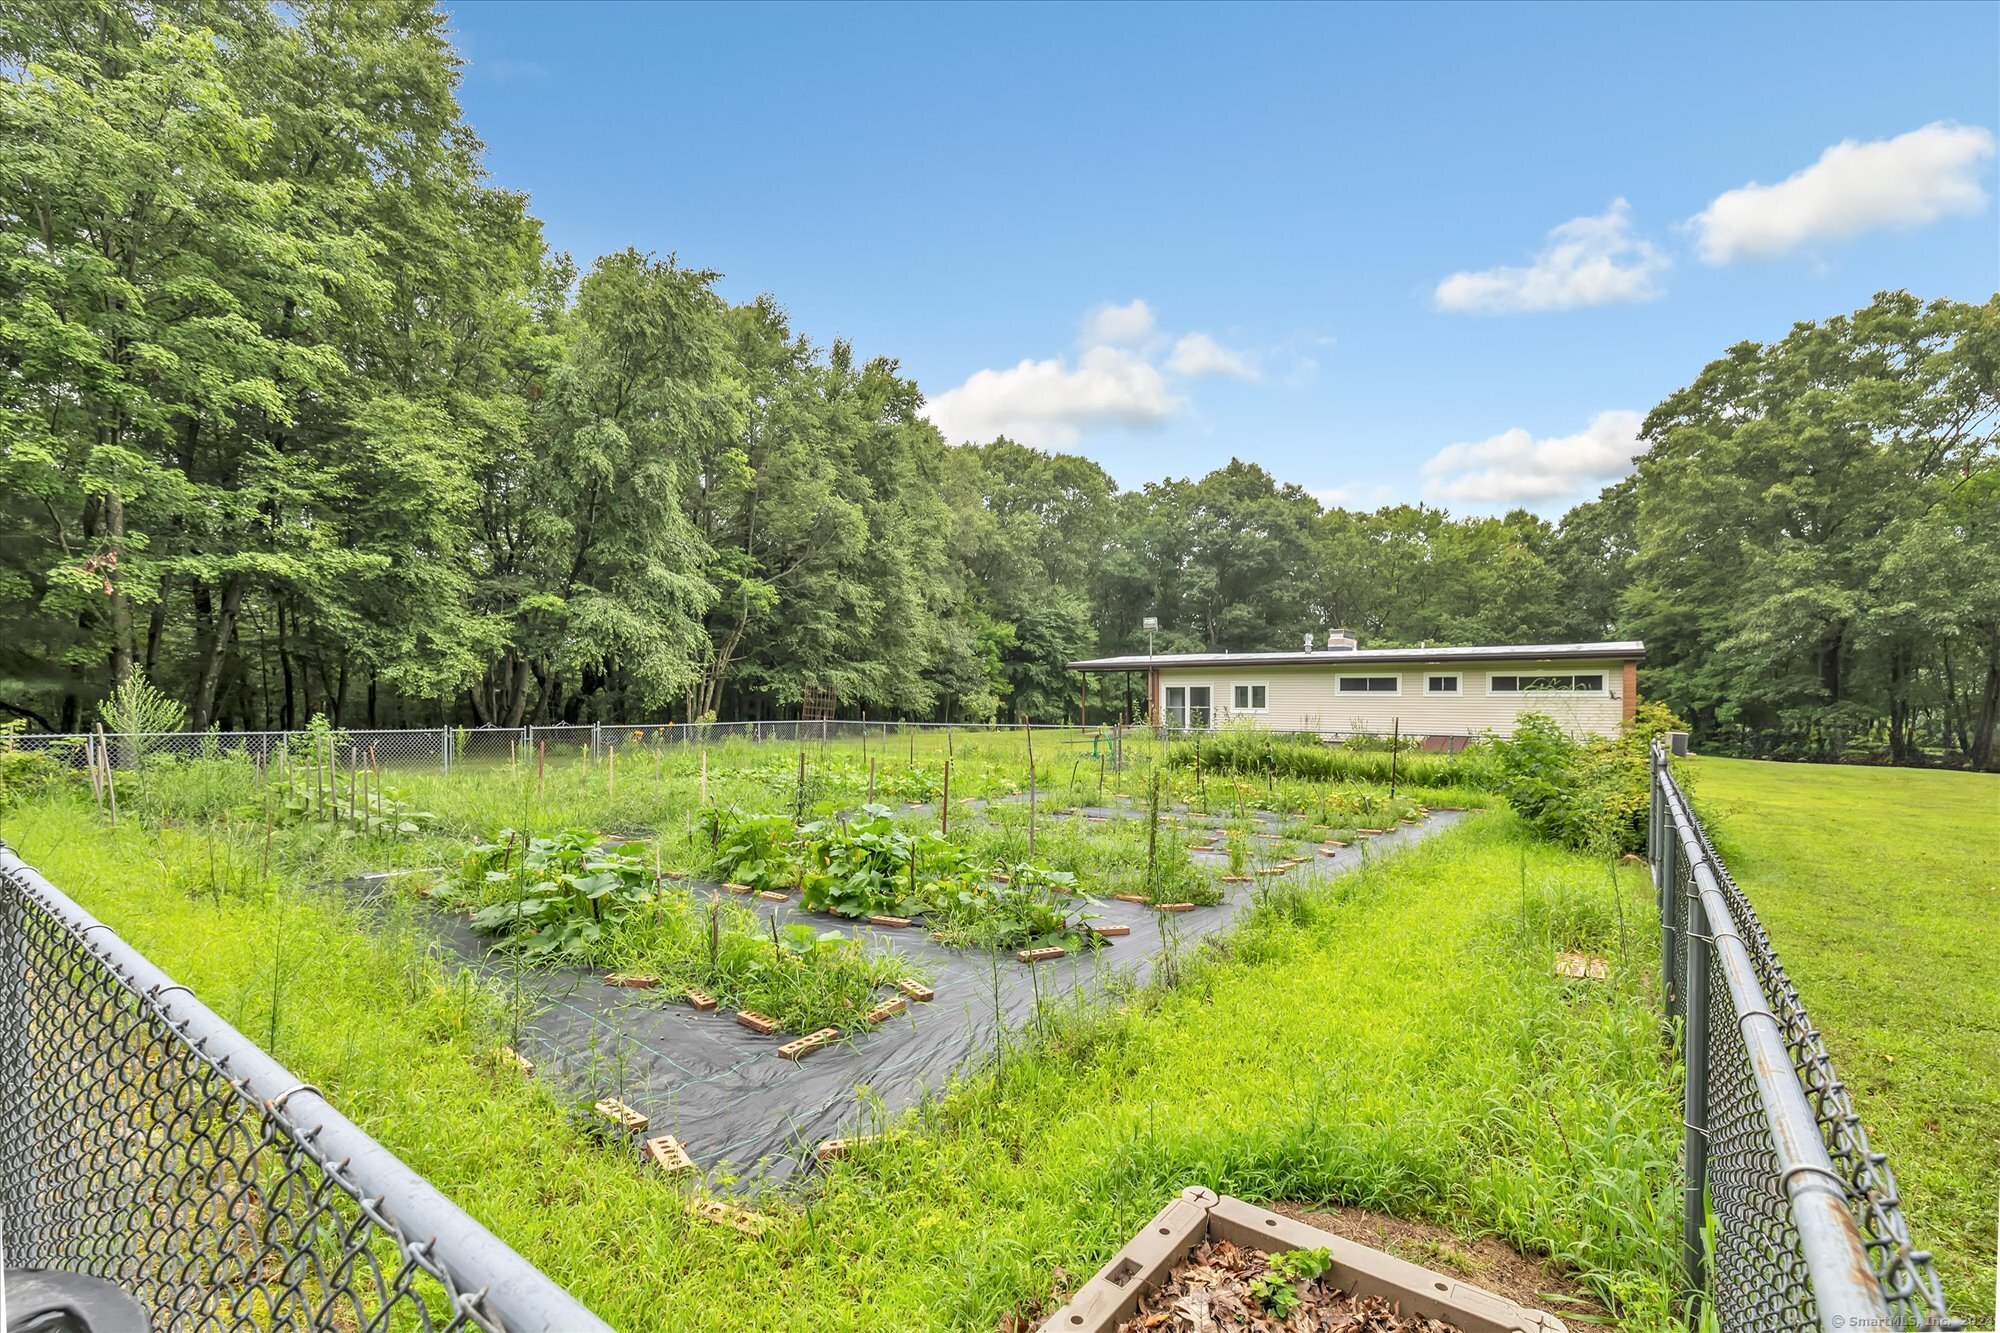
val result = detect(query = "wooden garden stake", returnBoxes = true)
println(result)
[100,726,117,827]
[1025,719,1036,856]
[1389,716,1400,800]
[941,759,950,837]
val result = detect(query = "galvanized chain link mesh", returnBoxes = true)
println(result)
[0,862,516,1331]
[1680,802,1956,1330]
[1690,853,1821,1332]
[1655,752,1957,1331]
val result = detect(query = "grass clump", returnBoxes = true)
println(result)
[1170,727,1497,790]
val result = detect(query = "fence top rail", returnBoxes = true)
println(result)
[1651,742,1955,1330]
[0,842,612,1333]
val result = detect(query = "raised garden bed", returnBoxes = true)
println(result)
[1041,1188,1566,1333]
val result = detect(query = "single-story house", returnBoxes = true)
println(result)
[1067,633,1644,740]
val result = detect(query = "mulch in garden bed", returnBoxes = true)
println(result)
[1118,1238,1462,1332]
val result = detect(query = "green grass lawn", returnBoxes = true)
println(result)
[2,797,1680,1330]
[1691,757,1999,1325]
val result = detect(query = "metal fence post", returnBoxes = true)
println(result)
[592,720,602,759]
[1659,760,1680,1020]
[1682,880,1711,1305]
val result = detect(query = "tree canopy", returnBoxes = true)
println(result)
[2,3,1994,765]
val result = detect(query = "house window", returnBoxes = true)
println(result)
[1488,673,1608,694]
[1336,675,1401,695]
[1426,674,1460,695]
[1231,683,1268,712]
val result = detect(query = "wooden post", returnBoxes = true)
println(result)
[86,731,103,812]
[1025,719,1036,856]
[941,759,950,837]
[101,727,117,827]
[1390,717,1400,801]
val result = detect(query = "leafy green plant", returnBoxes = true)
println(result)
[798,805,933,918]
[878,764,944,803]
[264,770,437,838]
[1491,702,1684,853]
[1171,727,1495,790]
[698,806,799,891]
[99,674,189,737]
[922,874,1088,951]
[0,722,69,809]
[1247,1246,1332,1317]
[464,829,657,958]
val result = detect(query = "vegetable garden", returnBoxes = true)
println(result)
[0,720,1696,1329]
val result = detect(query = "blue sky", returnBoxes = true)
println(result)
[443,1,1999,515]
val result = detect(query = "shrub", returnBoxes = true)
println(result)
[1490,702,1683,854]
[0,722,69,809]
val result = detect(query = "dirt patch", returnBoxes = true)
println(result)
[1119,1237,1461,1331]
[1269,1202,1608,1326]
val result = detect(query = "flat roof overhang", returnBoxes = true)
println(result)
[1066,640,1645,672]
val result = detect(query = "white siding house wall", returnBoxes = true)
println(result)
[1158,659,1627,739]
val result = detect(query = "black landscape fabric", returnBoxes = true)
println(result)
[363,810,1463,1191]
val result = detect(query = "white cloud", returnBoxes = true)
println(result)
[1082,299,1156,347]
[1422,410,1644,505]
[923,345,1179,448]
[1690,122,1995,264]
[1435,200,1668,314]
[1166,332,1261,381]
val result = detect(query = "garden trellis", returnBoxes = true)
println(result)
[0,844,610,1333]
[1648,742,1957,1331]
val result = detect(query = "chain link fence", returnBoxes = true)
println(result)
[1649,744,1957,1332]
[8,719,1118,774]
[0,844,610,1333]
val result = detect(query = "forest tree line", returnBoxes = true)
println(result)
[3,1,1996,765]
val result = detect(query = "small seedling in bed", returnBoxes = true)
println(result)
[1247,1246,1332,1317]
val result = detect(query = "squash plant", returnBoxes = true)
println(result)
[463,829,657,959]
[796,804,941,918]
[698,807,798,891]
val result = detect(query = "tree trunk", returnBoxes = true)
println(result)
[143,572,170,678]
[503,656,531,727]
[1887,647,1910,764]
[1973,632,2000,772]
[277,602,297,730]
[104,490,133,693]
[190,575,246,730]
